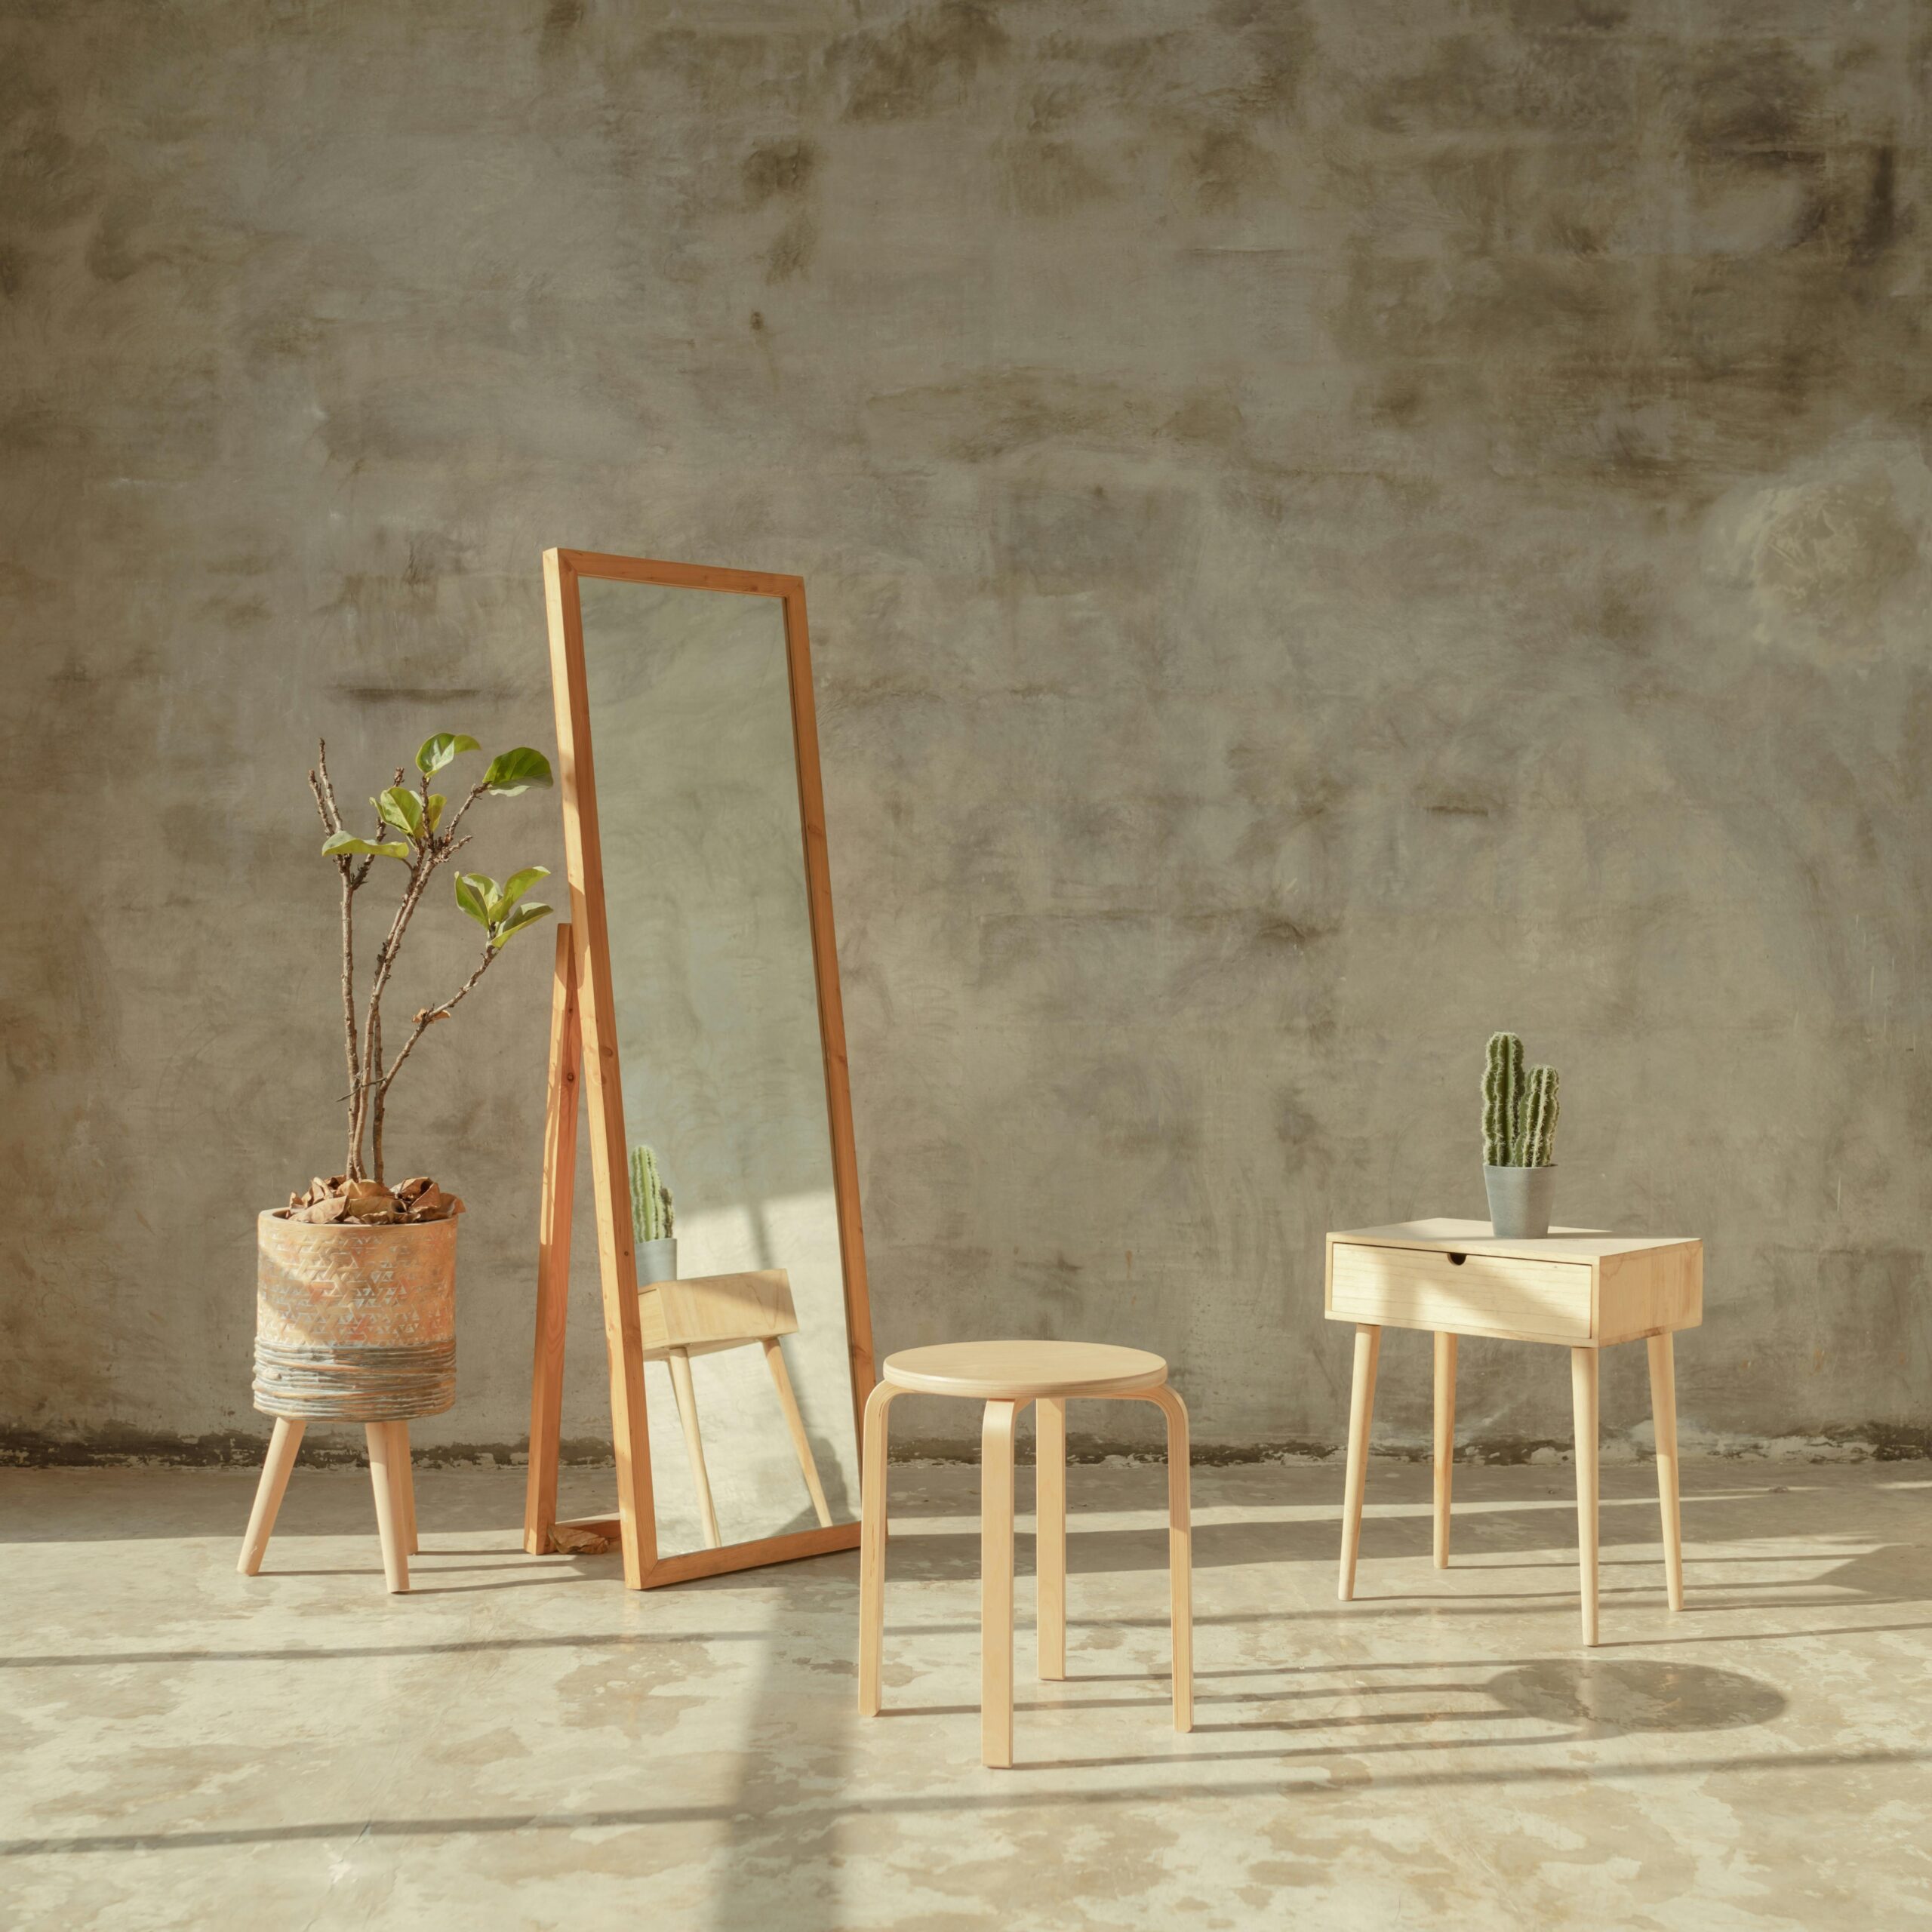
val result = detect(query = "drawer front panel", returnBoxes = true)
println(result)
[1329,1242,1592,1342]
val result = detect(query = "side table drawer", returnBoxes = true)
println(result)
[1328,1241,1593,1343]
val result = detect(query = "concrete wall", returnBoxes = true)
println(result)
[4,0,1928,1466]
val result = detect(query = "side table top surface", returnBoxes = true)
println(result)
[1331,1219,1700,1266]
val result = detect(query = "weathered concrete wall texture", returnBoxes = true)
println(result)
[3,2,1928,1462]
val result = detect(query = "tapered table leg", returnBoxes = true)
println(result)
[981,1400,1020,1767]
[1648,1331,1684,1611]
[1035,1397,1066,1681]
[1339,1324,1381,1601]
[762,1336,834,1528]
[1433,1331,1457,1569]
[666,1348,722,1549]
[238,1417,304,1576]
[1571,1347,1599,1645]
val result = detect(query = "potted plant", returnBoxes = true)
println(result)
[1481,1032,1561,1238]
[629,1143,676,1285]
[252,733,555,1432]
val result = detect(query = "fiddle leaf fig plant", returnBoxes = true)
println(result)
[293,732,555,1224]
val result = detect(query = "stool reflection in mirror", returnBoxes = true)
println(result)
[638,1266,835,1549]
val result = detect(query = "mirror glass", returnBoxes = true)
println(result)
[579,578,857,1555]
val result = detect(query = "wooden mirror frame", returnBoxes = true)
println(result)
[523,549,875,1587]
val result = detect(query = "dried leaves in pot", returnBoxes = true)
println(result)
[281,1174,466,1226]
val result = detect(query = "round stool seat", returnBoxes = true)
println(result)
[882,1340,1168,1401]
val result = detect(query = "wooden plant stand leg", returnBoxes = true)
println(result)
[1035,1397,1067,1681]
[761,1336,834,1529]
[392,1422,418,1555]
[665,1347,722,1549]
[1338,1324,1381,1601]
[981,1399,1021,1768]
[238,1417,305,1577]
[1648,1331,1684,1611]
[366,1423,411,1594]
[1433,1331,1457,1569]
[1571,1347,1599,1646]
[1149,1385,1193,1734]
[857,1382,900,1718]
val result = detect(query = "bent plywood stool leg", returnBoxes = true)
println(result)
[1433,1331,1457,1569]
[857,1380,901,1718]
[1035,1397,1067,1681]
[762,1335,835,1529]
[1147,1385,1193,1733]
[365,1423,410,1594]
[238,1417,306,1576]
[1338,1323,1381,1601]
[980,1399,1023,1768]
[665,1347,722,1550]
[1648,1331,1684,1611]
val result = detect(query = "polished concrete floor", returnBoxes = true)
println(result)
[2,1458,1928,1930]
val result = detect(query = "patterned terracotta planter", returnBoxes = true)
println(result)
[254,1211,457,1423]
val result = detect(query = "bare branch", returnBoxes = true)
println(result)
[308,768,339,837]
[440,777,492,846]
[377,944,500,1100]
[314,741,345,833]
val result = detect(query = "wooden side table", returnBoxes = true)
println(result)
[1324,1220,1702,1644]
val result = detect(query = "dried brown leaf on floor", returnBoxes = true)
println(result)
[550,1525,611,1555]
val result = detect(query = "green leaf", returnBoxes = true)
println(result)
[480,747,554,795]
[491,902,554,946]
[454,873,493,926]
[417,732,481,777]
[499,865,550,911]
[375,786,424,838]
[425,793,446,833]
[323,833,410,861]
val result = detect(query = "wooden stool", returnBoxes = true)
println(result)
[1325,1220,1703,1644]
[857,1340,1192,1768]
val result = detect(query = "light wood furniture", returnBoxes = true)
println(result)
[638,1266,835,1549]
[858,1340,1192,1769]
[1326,1220,1702,1645]
[523,549,873,1590]
[238,1418,420,1593]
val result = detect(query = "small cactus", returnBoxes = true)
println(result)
[1516,1065,1560,1167]
[1482,1032,1524,1165]
[629,1143,674,1243]
[1481,1034,1560,1168]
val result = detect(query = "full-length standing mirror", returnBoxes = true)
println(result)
[523,550,872,1588]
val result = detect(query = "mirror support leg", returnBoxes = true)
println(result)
[763,1336,835,1527]
[525,923,581,1557]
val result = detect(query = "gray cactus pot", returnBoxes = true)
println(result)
[1484,1165,1556,1240]
[637,1237,678,1287]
